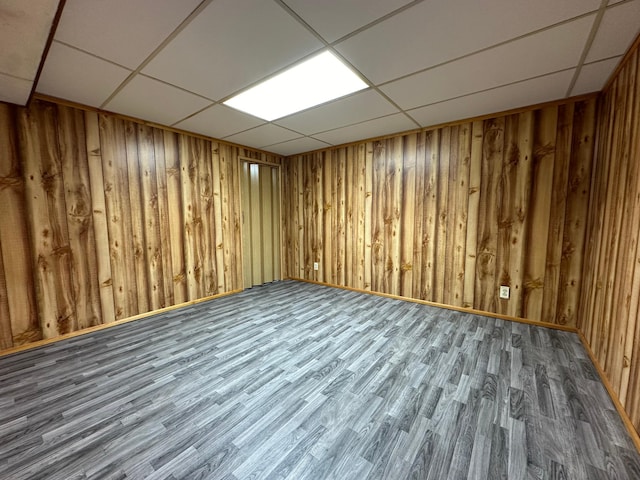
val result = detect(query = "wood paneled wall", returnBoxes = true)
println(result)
[0,99,282,350]
[283,98,597,326]
[580,41,640,432]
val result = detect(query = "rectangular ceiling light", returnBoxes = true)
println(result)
[224,51,368,121]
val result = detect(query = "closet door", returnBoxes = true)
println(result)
[241,160,281,288]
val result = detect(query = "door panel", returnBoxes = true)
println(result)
[241,161,281,288]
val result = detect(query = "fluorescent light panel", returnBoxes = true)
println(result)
[224,51,368,121]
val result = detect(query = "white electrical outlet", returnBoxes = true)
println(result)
[499,285,510,299]
[313,262,319,271]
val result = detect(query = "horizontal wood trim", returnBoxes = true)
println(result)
[32,93,284,159]
[578,331,640,453]
[296,92,599,157]
[289,277,578,333]
[0,288,242,358]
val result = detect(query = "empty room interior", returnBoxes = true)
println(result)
[3,0,640,478]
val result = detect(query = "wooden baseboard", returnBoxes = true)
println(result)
[0,289,242,358]
[289,277,577,333]
[577,331,640,453]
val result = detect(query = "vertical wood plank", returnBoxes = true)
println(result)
[315,153,324,283]
[163,132,187,304]
[542,104,574,324]
[272,165,282,281]
[124,121,149,314]
[100,114,138,319]
[387,136,403,296]
[557,99,595,327]
[0,239,13,349]
[137,124,165,309]
[296,155,304,280]
[211,143,226,292]
[303,154,313,279]
[421,130,439,301]
[412,132,426,300]
[463,121,483,308]
[452,124,471,307]
[0,103,40,344]
[372,142,385,292]
[199,139,217,295]
[57,105,102,329]
[344,148,354,286]
[435,127,450,303]
[19,102,77,337]
[496,115,518,316]
[153,128,174,307]
[443,126,457,305]
[84,111,115,324]
[401,134,417,298]
[507,111,533,317]
[475,118,503,312]
[336,148,346,286]
[180,136,204,299]
[323,152,333,283]
[363,143,373,291]
[523,107,557,321]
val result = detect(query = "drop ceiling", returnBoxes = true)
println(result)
[5,0,640,155]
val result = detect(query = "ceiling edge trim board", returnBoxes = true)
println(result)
[287,92,600,158]
[32,93,286,159]
[603,29,640,93]
[27,0,67,106]
[32,91,598,160]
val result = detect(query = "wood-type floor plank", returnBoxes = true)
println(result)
[0,280,639,479]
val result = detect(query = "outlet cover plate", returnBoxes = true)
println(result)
[313,262,319,271]
[499,285,510,299]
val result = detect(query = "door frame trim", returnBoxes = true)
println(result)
[238,156,284,289]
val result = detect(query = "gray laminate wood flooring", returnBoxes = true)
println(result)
[1,280,639,479]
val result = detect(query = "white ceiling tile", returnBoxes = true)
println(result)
[143,0,323,101]
[54,0,202,69]
[586,1,640,62]
[104,75,212,127]
[408,70,575,128]
[174,104,264,140]
[0,73,32,105]
[36,42,131,107]
[275,90,399,134]
[262,137,331,156]
[381,15,593,110]
[314,113,416,146]
[571,57,622,96]
[335,0,601,84]
[283,0,414,42]
[224,124,301,149]
[0,0,59,81]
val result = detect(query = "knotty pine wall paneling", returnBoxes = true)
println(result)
[0,104,40,348]
[579,41,640,432]
[283,97,597,327]
[0,99,282,352]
